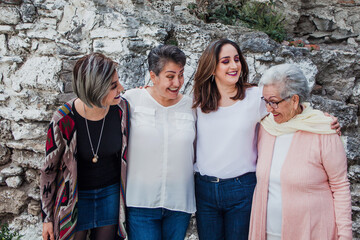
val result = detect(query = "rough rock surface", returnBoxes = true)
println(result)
[0,0,359,239]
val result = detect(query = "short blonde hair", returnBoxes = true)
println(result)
[72,53,117,108]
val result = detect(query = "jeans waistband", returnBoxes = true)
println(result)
[195,172,255,183]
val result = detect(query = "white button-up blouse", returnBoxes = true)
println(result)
[124,88,196,213]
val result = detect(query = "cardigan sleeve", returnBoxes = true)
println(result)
[40,116,65,223]
[321,134,352,240]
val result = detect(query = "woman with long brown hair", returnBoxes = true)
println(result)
[192,38,264,240]
[192,39,339,240]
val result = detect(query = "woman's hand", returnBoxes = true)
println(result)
[325,112,341,136]
[42,222,54,240]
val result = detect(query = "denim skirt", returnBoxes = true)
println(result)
[76,182,120,232]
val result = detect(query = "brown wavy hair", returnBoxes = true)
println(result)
[192,39,254,113]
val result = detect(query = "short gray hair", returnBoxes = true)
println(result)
[148,45,186,75]
[72,53,117,108]
[259,64,310,104]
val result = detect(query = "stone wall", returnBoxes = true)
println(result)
[275,0,360,48]
[0,0,359,239]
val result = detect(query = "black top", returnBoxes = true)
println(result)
[73,104,122,190]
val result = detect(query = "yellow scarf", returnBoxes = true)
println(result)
[260,102,336,136]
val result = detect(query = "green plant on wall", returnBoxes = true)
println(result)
[238,1,286,42]
[209,1,242,25]
[187,0,286,42]
[0,223,22,240]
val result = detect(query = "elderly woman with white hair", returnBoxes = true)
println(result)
[249,64,352,240]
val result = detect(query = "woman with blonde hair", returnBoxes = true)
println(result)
[41,53,129,240]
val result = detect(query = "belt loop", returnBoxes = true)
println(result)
[211,177,220,183]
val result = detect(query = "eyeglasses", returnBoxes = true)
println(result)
[261,96,291,109]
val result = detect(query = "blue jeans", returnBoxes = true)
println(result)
[127,207,191,240]
[195,172,256,240]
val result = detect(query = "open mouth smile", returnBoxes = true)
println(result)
[227,71,238,76]
[168,87,179,93]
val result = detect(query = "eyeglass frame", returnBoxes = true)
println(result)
[261,96,291,109]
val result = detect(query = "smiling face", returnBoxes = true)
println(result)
[214,43,242,87]
[150,61,184,106]
[262,84,300,124]
[101,71,124,106]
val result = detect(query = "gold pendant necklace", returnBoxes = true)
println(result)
[83,103,106,164]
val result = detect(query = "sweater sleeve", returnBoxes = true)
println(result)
[40,116,65,223]
[321,134,352,240]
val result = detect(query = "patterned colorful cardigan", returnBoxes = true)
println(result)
[40,98,130,240]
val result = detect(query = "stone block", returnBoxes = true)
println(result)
[103,11,127,29]
[1,165,24,177]
[6,176,23,188]
[0,120,12,141]
[240,32,278,53]
[0,174,5,185]
[309,31,332,39]
[0,25,14,34]
[20,3,37,23]
[12,150,44,170]
[346,136,360,162]
[27,200,41,216]
[34,41,57,55]
[15,23,34,30]
[25,169,38,183]
[56,44,84,56]
[9,214,43,240]
[57,4,76,33]
[11,121,47,141]
[27,184,40,201]
[313,17,336,31]
[8,36,31,54]
[0,188,27,215]
[349,165,360,182]
[2,0,23,4]
[64,81,73,93]
[27,28,57,40]
[0,56,23,63]
[56,92,77,103]
[93,39,125,55]
[0,144,11,165]
[39,17,57,27]
[0,34,7,56]
[62,59,77,72]
[311,95,358,128]
[90,28,124,39]
[347,37,359,47]
[274,57,285,63]
[6,139,45,154]
[0,7,21,25]
[37,8,58,18]
[9,56,62,92]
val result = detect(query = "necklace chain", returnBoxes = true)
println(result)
[83,103,106,163]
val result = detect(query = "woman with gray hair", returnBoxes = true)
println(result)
[249,64,352,240]
[123,45,196,240]
[40,53,129,240]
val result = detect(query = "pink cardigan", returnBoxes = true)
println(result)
[249,126,352,240]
